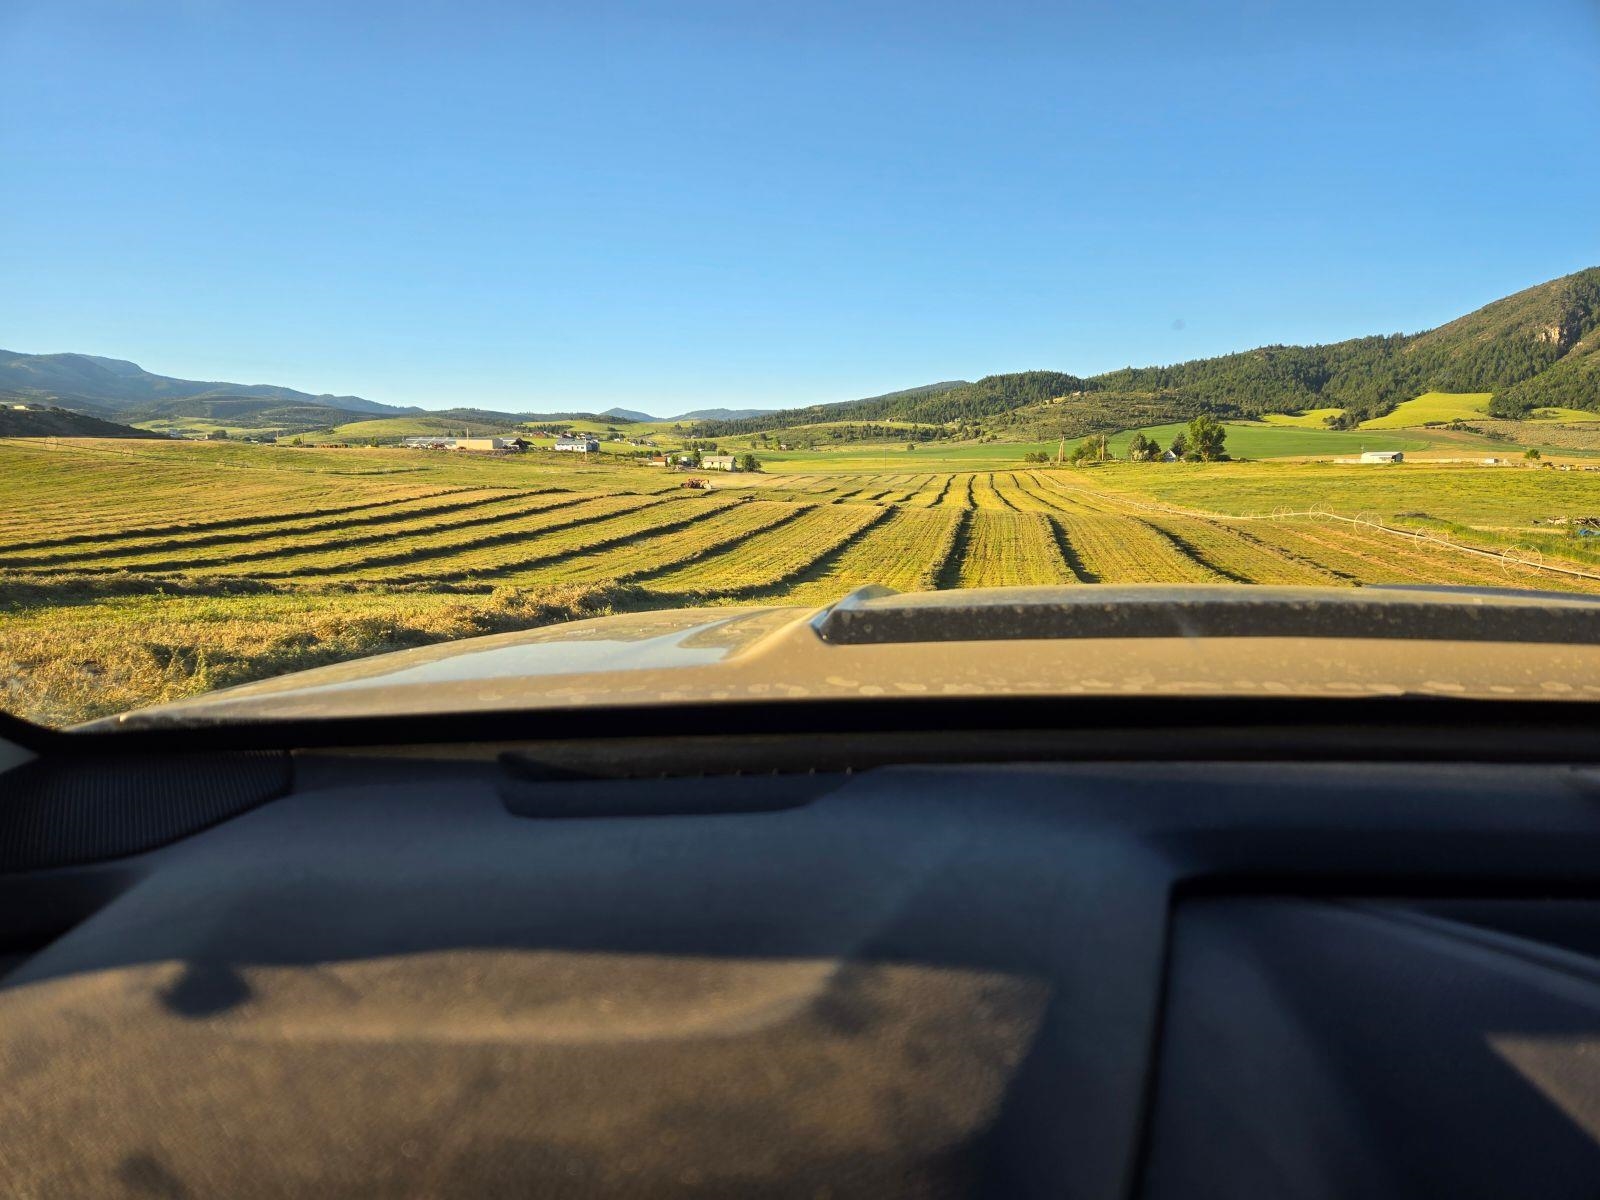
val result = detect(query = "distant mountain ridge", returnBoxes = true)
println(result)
[594,405,778,422]
[0,349,787,431]
[0,350,415,419]
[12,266,1597,441]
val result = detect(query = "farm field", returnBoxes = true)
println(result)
[1359,392,1494,429]
[7,437,1600,726]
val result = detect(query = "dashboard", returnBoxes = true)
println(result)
[3,715,1600,1197]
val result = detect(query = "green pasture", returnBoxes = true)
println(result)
[1257,408,1345,428]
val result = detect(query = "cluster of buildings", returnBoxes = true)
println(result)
[401,435,530,452]
[647,453,740,470]
[394,431,751,468]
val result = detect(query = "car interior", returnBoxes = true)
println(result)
[5,686,1600,1198]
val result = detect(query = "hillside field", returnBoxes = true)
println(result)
[5,436,1600,726]
[1359,392,1494,429]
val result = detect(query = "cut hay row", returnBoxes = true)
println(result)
[1130,513,1341,586]
[873,474,935,505]
[0,485,499,557]
[235,493,684,580]
[0,444,438,540]
[17,491,608,578]
[1019,472,1334,585]
[302,494,729,584]
[957,510,1077,588]
[0,472,435,546]
[828,476,894,503]
[1237,520,1446,586]
[1047,512,1225,584]
[0,488,559,569]
[905,475,952,508]
[1003,472,1101,516]
[1020,471,1129,515]
[642,504,889,596]
[530,501,811,587]
[781,507,965,604]
[991,475,1063,514]
[969,473,1015,512]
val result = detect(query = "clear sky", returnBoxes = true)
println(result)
[3,1,1597,414]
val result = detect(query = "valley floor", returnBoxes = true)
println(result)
[5,438,1600,725]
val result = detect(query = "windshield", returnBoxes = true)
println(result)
[4,1,1600,728]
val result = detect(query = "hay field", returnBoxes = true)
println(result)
[6,437,1600,725]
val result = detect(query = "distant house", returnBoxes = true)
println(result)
[454,436,513,452]
[1359,450,1404,464]
[1482,457,1505,465]
[554,434,600,453]
[1160,449,1179,462]
[701,454,738,471]
[647,454,669,467]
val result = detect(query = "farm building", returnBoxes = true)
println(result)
[701,454,738,471]
[1359,450,1404,464]
[648,454,669,467]
[402,436,520,452]
[555,434,600,453]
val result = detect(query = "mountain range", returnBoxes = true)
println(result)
[4,266,1595,440]
[0,352,778,431]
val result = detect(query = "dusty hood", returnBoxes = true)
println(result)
[82,585,1600,729]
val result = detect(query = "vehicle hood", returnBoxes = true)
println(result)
[81,584,1600,729]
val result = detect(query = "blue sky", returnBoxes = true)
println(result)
[3,1,1597,413]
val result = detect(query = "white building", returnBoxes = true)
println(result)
[1359,450,1404,464]
[554,434,600,452]
[701,454,738,471]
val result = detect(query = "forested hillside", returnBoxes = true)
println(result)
[692,267,1600,440]
[690,376,1072,436]
[1095,267,1600,423]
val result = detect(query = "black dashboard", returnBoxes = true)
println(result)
[4,718,1600,1197]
